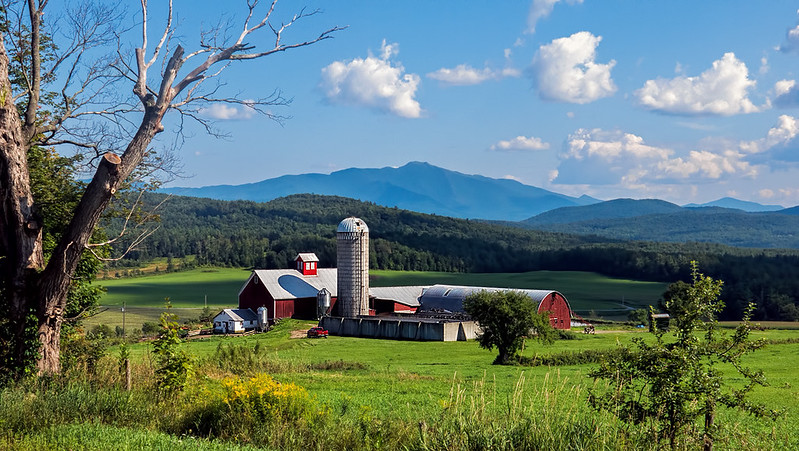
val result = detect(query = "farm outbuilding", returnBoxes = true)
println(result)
[213,308,259,333]
[418,285,573,330]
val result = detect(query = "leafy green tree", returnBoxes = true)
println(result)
[152,311,193,394]
[463,290,555,365]
[627,308,649,325]
[198,306,214,323]
[589,262,776,450]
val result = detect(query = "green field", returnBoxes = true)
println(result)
[5,320,798,449]
[99,267,252,308]
[89,268,667,334]
[89,268,668,333]
[96,267,667,322]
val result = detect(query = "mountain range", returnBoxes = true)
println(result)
[163,161,790,221]
[162,161,598,221]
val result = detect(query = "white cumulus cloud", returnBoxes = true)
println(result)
[320,40,422,118]
[739,115,799,166]
[779,11,799,53]
[490,136,550,151]
[635,53,759,116]
[526,0,583,34]
[657,149,756,180]
[531,31,617,104]
[774,79,799,107]
[555,128,761,187]
[199,102,256,120]
[555,129,671,185]
[427,64,519,86]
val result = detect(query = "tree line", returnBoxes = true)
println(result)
[104,193,799,321]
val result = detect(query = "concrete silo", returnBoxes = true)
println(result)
[336,217,369,317]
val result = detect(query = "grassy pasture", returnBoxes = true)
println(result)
[98,267,251,308]
[183,322,799,420]
[90,268,667,333]
[98,267,666,312]
[139,320,799,448]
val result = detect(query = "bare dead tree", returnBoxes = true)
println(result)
[0,0,345,374]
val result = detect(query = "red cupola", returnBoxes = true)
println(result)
[295,253,319,276]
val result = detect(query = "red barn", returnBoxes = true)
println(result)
[238,266,338,321]
[238,253,421,321]
[417,285,573,329]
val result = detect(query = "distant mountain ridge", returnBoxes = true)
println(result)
[519,198,799,248]
[683,197,784,212]
[162,161,598,221]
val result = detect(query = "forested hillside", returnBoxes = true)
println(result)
[105,193,799,321]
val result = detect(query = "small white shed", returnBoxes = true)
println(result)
[213,308,258,333]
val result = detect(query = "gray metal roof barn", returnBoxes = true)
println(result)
[418,284,573,330]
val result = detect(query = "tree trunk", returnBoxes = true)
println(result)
[703,400,715,451]
[0,34,45,372]
[35,103,168,373]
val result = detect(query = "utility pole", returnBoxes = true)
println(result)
[121,301,126,338]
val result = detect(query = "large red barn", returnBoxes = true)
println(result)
[417,285,573,329]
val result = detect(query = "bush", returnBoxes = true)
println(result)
[152,312,193,394]
[141,322,159,336]
[87,324,113,340]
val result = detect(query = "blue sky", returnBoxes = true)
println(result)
[155,0,799,207]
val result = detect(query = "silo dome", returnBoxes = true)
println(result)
[336,217,370,318]
[337,217,369,234]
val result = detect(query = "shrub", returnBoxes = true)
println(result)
[141,322,160,336]
[88,324,113,340]
[152,312,193,394]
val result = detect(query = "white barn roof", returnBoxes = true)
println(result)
[217,308,258,322]
[370,285,427,307]
[241,268,338,300]
[240,268,426,307]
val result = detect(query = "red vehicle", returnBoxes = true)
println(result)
[306,326,328,338]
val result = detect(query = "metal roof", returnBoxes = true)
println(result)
[241,268,425,307]
[242,268,338,299]
[295,253,319,262]
[337,217,369,233]
[418,284,561,313]
[221,308,258,322]
[370,285,428,307]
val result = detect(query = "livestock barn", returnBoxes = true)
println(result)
[238,253,338,322]
[237,251,420,322]
[417,285,573,330]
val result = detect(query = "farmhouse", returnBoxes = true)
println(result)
[213,308,259,333]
